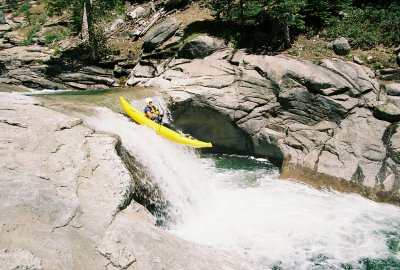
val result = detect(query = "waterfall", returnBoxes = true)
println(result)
[83,107,400,270]
[83,106,217,225]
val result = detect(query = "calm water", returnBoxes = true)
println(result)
[10,87,400,270]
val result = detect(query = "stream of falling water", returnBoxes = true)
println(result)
[83,107,400,270]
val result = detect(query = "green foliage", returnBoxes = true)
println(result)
[5,0,19,9]
[43,0,126,61]
[208,0,262,25]
[54,46,62,55]
[322,4,400,47]
[208,0,400,50]
[44,28,69,44]
[30,14,47,25]
[18,2,31,15]
[17,2,32,24]
[302,0,353,30]
[44,0,76,16]
[89,26,110,59]
[118,76,126,86]
[44,0,127,33]
[262,0,307,30]
[18,24,41,46]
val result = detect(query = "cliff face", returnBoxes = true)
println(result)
[0,92,263,270]
[146,49,400,204]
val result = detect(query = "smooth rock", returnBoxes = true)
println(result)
[385,83,400,96]
[353,56,364,65]
[0,249,42,270]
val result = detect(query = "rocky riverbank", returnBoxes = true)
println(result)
[0,92,263,270]
[1,0,400,205]
[1,42,400,205]
[144,49,400,205]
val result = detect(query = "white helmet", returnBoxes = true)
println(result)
[145,98,153,104]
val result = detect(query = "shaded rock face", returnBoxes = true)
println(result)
[143,17,180,50]
[150,49,400,203]
[172,104,254,155]
[178,35,225,59]
[0,92,263,270]
[0,46,118,89]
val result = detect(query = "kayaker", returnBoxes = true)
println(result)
[144,98,163,124]
[144,97,195,139]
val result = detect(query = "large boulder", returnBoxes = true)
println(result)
[0,92,263,270]
[178,35,225,59]
[143,17,180,50]
[332,37,351,56]
[149,49,400,204]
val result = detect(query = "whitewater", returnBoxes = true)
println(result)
[84,107,400,270]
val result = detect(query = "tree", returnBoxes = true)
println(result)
[209,0,306,49]
[209,0,261,28]
[302,0,353,30]
[44,0,120,61]
[261,0,307,49]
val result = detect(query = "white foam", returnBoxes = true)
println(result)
[83,107,400,269]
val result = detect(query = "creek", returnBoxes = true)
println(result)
[27,88,400,270]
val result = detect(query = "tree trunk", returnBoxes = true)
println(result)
[239,0,244,28]
[81,0,97,60]
[81,0,89,41]
[283,14,291,49]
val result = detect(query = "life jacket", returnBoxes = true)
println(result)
[144,105,159,118]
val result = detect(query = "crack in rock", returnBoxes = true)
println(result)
[0,119,28,128]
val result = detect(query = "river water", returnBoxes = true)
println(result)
[16,88,400,269]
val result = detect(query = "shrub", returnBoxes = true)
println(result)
[44,29,69,44]
[18,2,32,24]
[322,4,400,48]
[19,24,41,46]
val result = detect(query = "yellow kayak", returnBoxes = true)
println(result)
[119,96,213,148]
